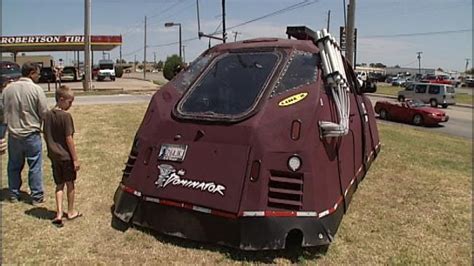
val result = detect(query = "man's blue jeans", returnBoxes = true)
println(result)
[7,133,44,201]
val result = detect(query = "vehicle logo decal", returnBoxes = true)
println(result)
[278,92,308,107]
[155,164,226,196]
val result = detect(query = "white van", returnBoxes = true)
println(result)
[97,59,116,81]
[398,82,456,108]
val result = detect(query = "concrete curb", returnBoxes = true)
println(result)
[367,93,473,109]
[122,76,160,83]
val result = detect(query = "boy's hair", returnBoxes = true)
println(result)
[21,62,39,77]
[55,85,74,102]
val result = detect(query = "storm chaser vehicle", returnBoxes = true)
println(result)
[112,26,380,250]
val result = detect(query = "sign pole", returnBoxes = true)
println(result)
[83,0,92,91]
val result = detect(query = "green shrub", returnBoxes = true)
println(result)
[163,55,183,81]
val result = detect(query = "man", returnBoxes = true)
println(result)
[3,62,48,204]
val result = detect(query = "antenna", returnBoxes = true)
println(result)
[195,0,225,41]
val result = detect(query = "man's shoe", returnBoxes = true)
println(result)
[31,198,44,206]
[8,197,19,203]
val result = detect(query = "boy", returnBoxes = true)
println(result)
[43,85,81,227]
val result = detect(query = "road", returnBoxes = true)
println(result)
[62,94,472,139]
[367,95,472,139]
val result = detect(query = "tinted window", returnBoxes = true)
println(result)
[415,84,427,93]
[171,54,212,93]
[179,52,279,117]
[273,52,318,95]
[406,84,414,91]
[0,64,20,75]
[99,64,113,70]
[428,85,440,94]
[446,86,455,93]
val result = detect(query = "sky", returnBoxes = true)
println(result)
[1,0,472,72]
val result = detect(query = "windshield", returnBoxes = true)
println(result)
[178,51,280,118]
[406,99,425,108]
[0,65,20,75]
[100,64,114,70]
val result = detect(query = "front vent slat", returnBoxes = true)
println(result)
[268,170,304,210]
[269,187,303,195]
[268,197,303,207]
[269,176,303,185]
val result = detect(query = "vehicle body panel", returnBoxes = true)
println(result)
[113,36,381,250]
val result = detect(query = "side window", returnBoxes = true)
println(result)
[272,52,318,95]
[428,85,440,94]
[406,84,414,91]
[415,84,427,93]
[170,53,213,93]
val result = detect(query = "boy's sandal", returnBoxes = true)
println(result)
[67,212,83,221]
[52,218,64,228]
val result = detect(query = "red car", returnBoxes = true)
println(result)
[374,99,449,126]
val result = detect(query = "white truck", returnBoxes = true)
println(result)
[97,59,116,81]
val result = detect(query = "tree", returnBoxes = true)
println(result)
[155,60,164,71]
[465,68,474,74]
[374,63,386,68]
[163,54,183,81]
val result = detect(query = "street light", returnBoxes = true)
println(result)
[165,22,182,60]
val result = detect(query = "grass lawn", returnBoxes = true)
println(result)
[376,85,473,105]
[1,104,472,264]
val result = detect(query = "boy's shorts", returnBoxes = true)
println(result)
[52,160,77,185]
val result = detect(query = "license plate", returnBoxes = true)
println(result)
[158,144,188,162]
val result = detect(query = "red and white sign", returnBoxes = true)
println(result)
[0,35,122,45]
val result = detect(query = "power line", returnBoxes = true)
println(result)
[360,29,472,39]
[224,0,319,32]
[148,0,319,48]
[121,0,187,37]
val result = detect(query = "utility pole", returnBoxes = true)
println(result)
[119,34,122,66]
[346,0,355,67]
[153,52,156,65]
[417,51,423,75]
[327,10,331,31]
[232,31,241,42]
[134,54,137,71]
[182,45,186,63]
[83,0,91,91]
[144,15,147,80]
[465,58,470,72]
[222,0,226,43]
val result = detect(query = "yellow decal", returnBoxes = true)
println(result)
[278,92,308,107]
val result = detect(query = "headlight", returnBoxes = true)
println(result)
[288,155,302,172]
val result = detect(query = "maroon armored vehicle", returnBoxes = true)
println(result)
[112,26,380,250]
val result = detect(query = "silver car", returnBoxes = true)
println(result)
[397,83,456,108]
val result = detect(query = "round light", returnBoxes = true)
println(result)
[288,155,302,172]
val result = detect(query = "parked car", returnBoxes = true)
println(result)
[375,99,449,126]
[397,82,455,108]
[60,66,79,82]
[39,67,57,83]
[391,78,407,86]
[0,61,21,86]
[421,74,452,85]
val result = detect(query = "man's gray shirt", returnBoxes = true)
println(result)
[3,77,48,138]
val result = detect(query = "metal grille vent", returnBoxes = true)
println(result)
[268,170,303,210]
